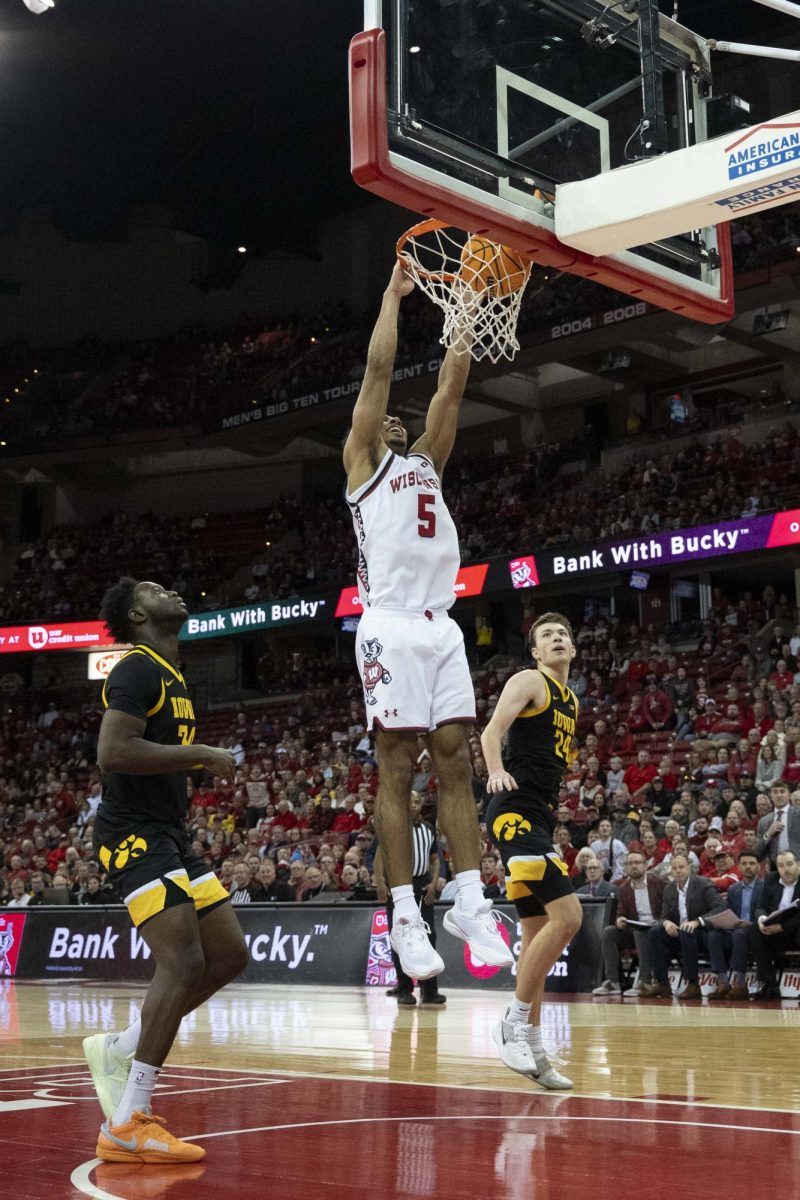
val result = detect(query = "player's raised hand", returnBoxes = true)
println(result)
[387,257,415,297]
[197,745,237,782]
[486,769,518,794]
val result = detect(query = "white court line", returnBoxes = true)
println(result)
[6,1058,800,1118]
[70,1111,800,1200]
[185,1112,800,1141]
[189,1062,800,1117]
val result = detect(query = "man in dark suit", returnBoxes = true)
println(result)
[755,783,800,867]
[576,859,614,900]
[746,849,800,998]
[593,849,666,996]
[642,853,727,1000]
[702,849,763,1000]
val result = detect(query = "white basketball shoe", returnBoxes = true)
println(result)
[390,913,445,980]
[492,1013,573,1089]
[443,899,514,967]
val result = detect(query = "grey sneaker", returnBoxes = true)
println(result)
[492,1017,573,1089]
[592,979,622,995]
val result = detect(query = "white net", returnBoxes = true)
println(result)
[396,220,532,364]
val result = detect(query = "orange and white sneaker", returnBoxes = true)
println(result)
[96,1111,206,1164]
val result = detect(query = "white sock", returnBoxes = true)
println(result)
[454,869,484,913]
[391,884,418,923]
[111,1059,161,1127]
[111,1017,141,1059]
[506,997,532,1025]
[521,1024,544,1053]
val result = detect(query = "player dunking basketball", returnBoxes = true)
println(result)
[481,612,584,1089]
[344,259,512,980]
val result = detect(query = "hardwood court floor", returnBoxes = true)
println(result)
[2,981,799,1199]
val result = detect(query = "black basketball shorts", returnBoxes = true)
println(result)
[94,820,229,928]
[485,791,575,917]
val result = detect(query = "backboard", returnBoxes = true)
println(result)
[350,0,734,323]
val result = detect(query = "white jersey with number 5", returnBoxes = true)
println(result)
[346,447,460,611]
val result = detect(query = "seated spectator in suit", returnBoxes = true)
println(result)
[702,850,762,1000]
[576,858,613,899]
[746,849,800,998]
[642,853,727,1000]
[593,851,666,996]
[570,846,598,889]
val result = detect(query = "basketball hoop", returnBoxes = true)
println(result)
[396,220,532,364]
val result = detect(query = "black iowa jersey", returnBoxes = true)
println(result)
[96,643,197,833]
[502,670,579,830]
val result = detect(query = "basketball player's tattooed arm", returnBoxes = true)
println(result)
[481,669,547,794]
[410,344,471,477]
[344,260,414,483]
[98,709,237,781]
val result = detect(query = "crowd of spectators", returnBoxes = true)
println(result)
[3,589,800,1000]
[2,411,800,628]
[1,205,799,455]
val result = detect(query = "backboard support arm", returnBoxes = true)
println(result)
[638,0,668,156]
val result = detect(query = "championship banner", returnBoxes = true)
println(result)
[213,356,444,434]
[509,508,800,587]
[0,621,113,655]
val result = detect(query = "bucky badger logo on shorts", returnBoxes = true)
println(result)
[360,638,392,706]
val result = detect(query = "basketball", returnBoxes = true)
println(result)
[459,236,529,297]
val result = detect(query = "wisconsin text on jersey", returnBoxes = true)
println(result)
[389,469,440,494]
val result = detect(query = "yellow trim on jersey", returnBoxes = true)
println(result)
[190,871,230,912]
[505,853,569,897]
[124,870,193,927]
[506,855,548,883]
[518,695,550,718]
[146,678,166,717]
[102,647,171,710]
[134,643,186,685]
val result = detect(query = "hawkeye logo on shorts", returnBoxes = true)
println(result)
[493,813,532,842]
[99,834,149,871]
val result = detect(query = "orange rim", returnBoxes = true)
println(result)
[396,218,460,285]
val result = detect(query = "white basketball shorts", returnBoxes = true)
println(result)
[355,607,476,732]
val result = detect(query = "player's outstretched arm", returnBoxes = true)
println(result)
[481,669,546,794]
[410,342,471,476]
[98,709,237,780]
[343,261,414,479]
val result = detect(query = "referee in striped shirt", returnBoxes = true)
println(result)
[379,792,445,1006]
